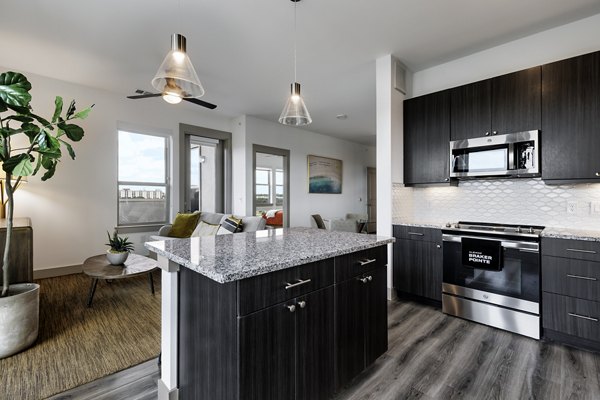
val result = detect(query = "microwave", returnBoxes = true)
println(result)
[449,131,540,179]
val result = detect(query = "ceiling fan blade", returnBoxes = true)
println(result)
[183,97,218,109]
[127,93,162,99]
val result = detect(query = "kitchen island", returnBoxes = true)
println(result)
[145,227,394,400]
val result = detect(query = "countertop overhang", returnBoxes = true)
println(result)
[145,227,394,283]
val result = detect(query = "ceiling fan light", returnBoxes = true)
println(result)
[279,82,312,126]
[162,92,183,104]
[151,34,205,98]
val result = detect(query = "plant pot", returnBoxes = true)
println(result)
[106,250,129,265]
[0,283,40,359]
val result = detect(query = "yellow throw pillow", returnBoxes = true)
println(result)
[168,212,201,238]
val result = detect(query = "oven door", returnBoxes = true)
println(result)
[442,235,540,304]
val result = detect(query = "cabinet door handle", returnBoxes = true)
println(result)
[358,258,376,266]
[566,248,597,254]
[298,301,306,309]
[407,232,424,236]
[492,131,498,135]
[567,274,597,281]
[359,276,373,284]
[596,172,600,177]
[568,312,598,322]
[284,278,312,290]
[286,305,296,313]
[436,244,441,249]
[485,132,490,136]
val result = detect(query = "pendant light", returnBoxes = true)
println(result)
[152,33,205,104]
[279,0,312,126]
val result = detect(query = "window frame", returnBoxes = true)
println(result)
[255,167,272,206]
[275,168,284,207]
[117,128,171,227]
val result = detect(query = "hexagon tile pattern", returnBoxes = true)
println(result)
[393,178,600,229]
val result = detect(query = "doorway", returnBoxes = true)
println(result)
[252,145,290,228]
[367,167,377,233]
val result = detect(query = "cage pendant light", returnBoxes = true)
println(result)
[152,33,205,104]
[279,0,312,126]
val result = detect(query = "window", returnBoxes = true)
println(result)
[255,168,271,205]
[118,130,169,225]
[275,169,284,206]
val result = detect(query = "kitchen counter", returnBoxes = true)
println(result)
[145,227,394,283]
[392,221,446,229]
[540,227,600,242]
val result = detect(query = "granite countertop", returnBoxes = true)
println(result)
[541,227,600,242]
[145,227,394,283]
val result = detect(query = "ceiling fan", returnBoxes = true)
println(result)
[127,34,217,110]
[127,89,217,110]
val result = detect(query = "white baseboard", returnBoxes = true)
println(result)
[34,264,83,280]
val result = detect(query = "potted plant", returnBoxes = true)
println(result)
[105,231,134,265]
[0,71,92,359]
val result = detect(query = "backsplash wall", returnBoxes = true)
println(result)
[393,178,600,229]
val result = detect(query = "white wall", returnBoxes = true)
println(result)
[242,116,375,227]
[412,12,600,97]
[7,68,233,271]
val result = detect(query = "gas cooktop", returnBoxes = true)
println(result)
[443,221,545,238]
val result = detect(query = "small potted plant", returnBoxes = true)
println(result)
[105,231,134,265]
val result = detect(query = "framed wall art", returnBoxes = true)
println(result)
[307,155,342,194]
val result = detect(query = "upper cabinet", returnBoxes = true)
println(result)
[404,90,451,185]
[542,52,600,183]
[450,67,541,141]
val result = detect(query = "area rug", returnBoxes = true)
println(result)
[0,271,161,400]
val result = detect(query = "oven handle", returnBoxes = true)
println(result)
[442,234,539,253]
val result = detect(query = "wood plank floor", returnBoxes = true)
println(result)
[53,299,600,400]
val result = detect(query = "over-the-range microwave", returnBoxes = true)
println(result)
[449,130,540,179]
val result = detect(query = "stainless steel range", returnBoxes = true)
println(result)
[442,221,544,339]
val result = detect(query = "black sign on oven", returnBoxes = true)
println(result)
[461,238,503,271]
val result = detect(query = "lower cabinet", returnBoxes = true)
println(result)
[178,245,389,400]
[392,225,442,302]
[335,261,388,391]
[239,286,334,400]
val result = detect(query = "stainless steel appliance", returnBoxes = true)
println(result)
[442,221,544,339]
[450,130,540,179]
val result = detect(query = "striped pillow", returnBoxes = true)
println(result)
[217,215,243,235]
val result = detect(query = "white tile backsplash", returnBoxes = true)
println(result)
[393,178,600,229]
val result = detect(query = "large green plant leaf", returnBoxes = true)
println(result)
[52,96,63,123]
[60,123,84,141]
[3,154,33,176]
[0,72,32,108]
[73,106,93,120]
[58,138,76,160]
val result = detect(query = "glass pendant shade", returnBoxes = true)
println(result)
[152,34,205,100]
[279,82,312,126]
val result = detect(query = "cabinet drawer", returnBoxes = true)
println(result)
[542,256,600,302]
[393,225,439,242]
[335,246,387,283]
[542,292,600,343]
[541,238,600,262]
[237,258,334,316]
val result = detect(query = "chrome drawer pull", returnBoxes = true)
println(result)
[298,301,306,309]
[407,232,424,236]
[566,248,597,254]
[358,258,376,266]
[568,312,598,322]
[358,276,373,284]
[284,278,312,290]
[286,304,296,313]
[567,274,598,281]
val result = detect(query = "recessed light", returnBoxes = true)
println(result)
[336,114,348,120]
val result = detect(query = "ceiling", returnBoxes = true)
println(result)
[1,0,600,145]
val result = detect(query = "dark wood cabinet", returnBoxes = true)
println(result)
[542,51,600,183]
[541,237,600,351]
[450,79,491,140]
[491,67,541,135]
[404,90,450,185]
[178,245,389,399]
[0,218,33,286]
[392,225,442,302]
[335,262,388,391]
[450,67,540,141]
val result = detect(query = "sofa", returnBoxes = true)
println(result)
[310,213,367,233]
[262,209,284,227]
[152,211,266,241]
